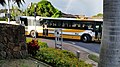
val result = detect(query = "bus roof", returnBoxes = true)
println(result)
[18,16,103,22]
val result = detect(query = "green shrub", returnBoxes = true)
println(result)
[88,54,99,63]
[35,48,92,67]
[61,50,76,58]
[26,38,32,43]
[0,17,6,21]
[38,41,48,48]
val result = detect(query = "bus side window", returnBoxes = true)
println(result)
[84,25,88,30]
[20,18,28,26]
[76,25,78,27]
[88,25,93,30]
[40,21,44,26]
[81,24,88,30]
[57,21,62,28]
[62,22,65,28]
[47,20,53,27]
[65,24,67,27]
[53,22,55,26]
[68,22,72,27]
[95,25,99,31]
[72,23,76,28]
[50,23,52,26]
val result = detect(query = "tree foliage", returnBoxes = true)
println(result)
[96,13,103,17]
[11,6,23,20]
[27,0,62,18]
[92,13,103,17]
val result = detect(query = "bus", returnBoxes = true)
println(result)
[16,16,103,42]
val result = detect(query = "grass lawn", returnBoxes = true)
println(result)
[0,58,50,67]
[88,54,99,63]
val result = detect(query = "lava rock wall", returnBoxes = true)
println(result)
[0,23,28,59]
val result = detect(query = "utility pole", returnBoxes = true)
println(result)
[8,0,10,24]
[34,4,37,39]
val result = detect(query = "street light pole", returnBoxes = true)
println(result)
[8,0,10,24]
[34,4,37,39]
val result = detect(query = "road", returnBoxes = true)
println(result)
[30,36,101,54]
[64,40,101,54]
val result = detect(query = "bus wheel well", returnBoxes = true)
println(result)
[81,34,92,42]
[30,30,38,37]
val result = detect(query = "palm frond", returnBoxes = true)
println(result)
[14,0,25,7]
[0,0,25,7]
[0,0,6,6]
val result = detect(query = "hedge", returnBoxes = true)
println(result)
[0,18,6,21]
[35,48,92,67]
[26,38,92,67]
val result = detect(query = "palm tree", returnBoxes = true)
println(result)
[0,0,25,23]
[99,0,120,67]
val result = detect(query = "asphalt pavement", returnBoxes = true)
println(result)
[65,40,101,54]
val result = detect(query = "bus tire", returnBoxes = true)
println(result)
[81,35,92,42]
[30,30,38,38]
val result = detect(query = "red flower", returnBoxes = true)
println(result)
[27,39,40,56]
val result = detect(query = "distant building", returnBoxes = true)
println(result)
[62,13,88,19]
[75,15,89,19]
[62,13,76,18]
[90,16,103,19]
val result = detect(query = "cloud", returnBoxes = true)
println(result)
[0,0,103,16]
[48,0,103,16]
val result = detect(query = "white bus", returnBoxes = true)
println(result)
[16,16,103,42]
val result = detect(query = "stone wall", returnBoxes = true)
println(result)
[0,23,28,59]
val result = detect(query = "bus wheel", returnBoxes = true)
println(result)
[30,30,38,38]
[81,35,91,42]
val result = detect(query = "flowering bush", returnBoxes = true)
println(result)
[27,39,40,56]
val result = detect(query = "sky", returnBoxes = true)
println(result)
[0,0,103,16]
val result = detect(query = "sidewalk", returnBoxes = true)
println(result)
[39,38,98,67]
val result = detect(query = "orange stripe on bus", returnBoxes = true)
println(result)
[45,33,81,40]
[48,28,85,32]
[62,29,85,32]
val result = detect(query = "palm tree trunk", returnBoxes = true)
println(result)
[99,0,120,67]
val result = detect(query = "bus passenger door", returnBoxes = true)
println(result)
[43,22,48,36]
[95,24,102,40]
[20,17,28,35]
